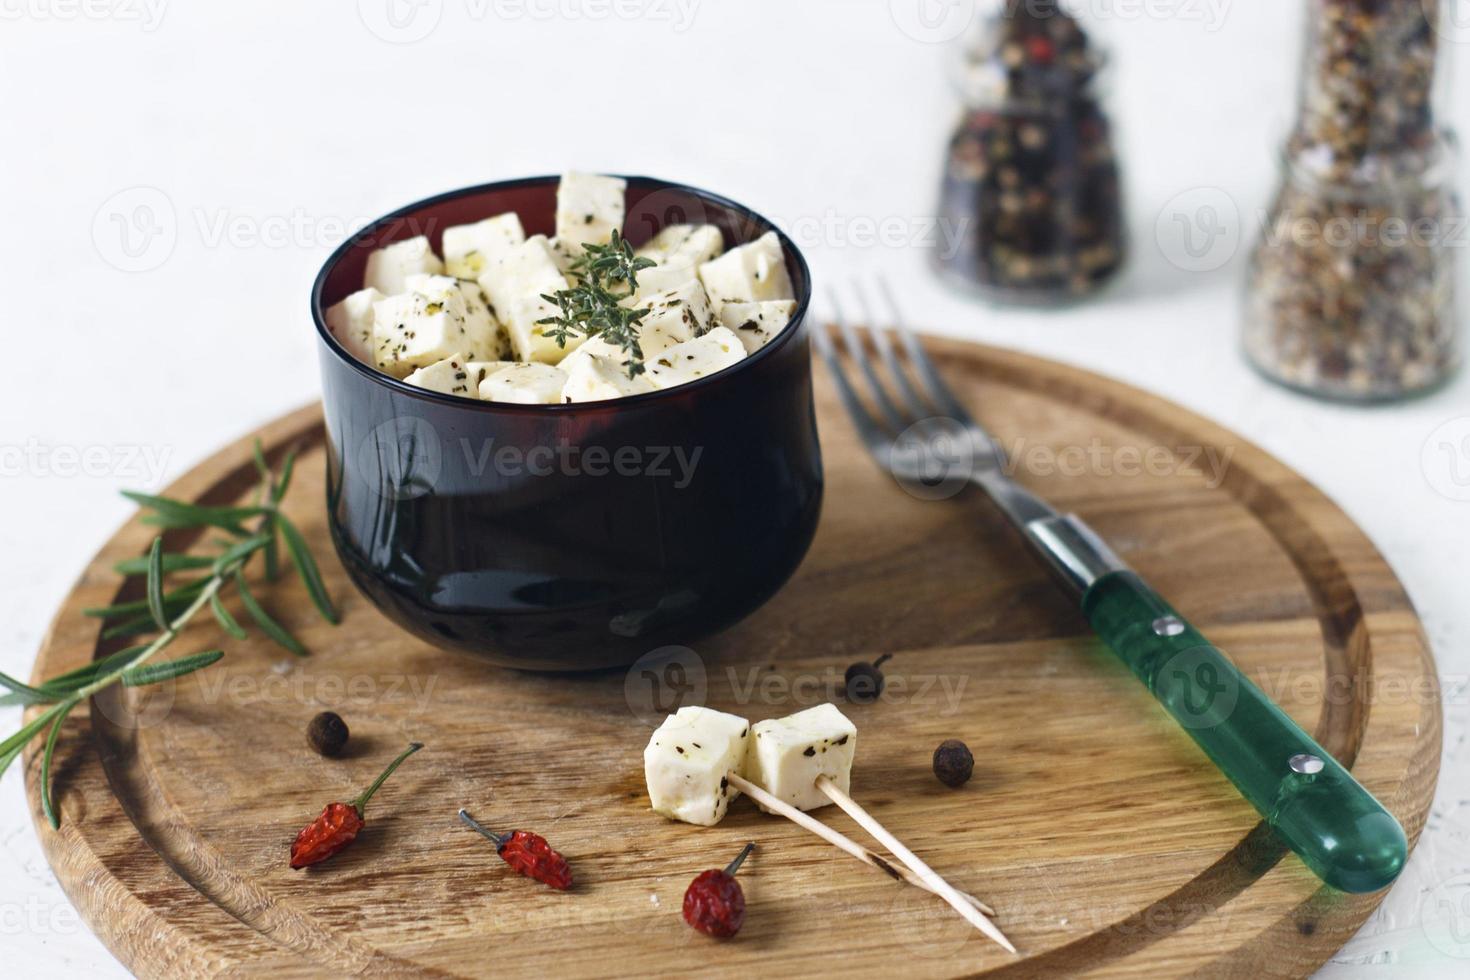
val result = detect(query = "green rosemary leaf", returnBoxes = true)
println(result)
[276,514,338,624]
[0,703,66,780]
[113,553,215,576]
[83,578,210,619]
[145,539,169,632]
[0,672,54,706]
[101,613,165,640]
[210,593,248,640]
[212,533,274,574]
[20,645,151,698]
[235,571,307,657]
[122,650,223,687]
[272,448,298,505]
[251,440,272,486]
[122,491,264,534]
[40,701,78,829]
[263,515,280,582]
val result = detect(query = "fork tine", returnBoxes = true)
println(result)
[851,280,936,421]
[828,287,911,434]
[810,314,894,464]
[875,276,976,427]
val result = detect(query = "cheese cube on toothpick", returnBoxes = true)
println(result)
[644,706,750,827]
[364,236,444,295]
[743,703,857,813]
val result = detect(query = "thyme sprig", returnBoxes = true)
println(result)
[1,440,339,828]
[537,230,657,379]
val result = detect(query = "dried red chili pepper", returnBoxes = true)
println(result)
[459,809,573,890]
[289,742,423,870]
[682,842,755,938]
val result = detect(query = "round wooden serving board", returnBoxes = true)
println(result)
[24,336,1440,979]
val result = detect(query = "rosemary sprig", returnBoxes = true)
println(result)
[0,440,339,828]
[537,230,658,379]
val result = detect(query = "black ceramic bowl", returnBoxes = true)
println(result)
[311,176,822,670]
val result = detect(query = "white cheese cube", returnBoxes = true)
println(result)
[442,213,526,279]
[555,171,626,249]
[698,231,794,305]
[455,280,513,361]
[477,236,581,364]
[637,224,724,267]
[645,326,747,389]
[324,287,383,365]
[718,300,797,354]
[371,284,471,378]
[478,362,568,404]
[639,279,717,346]
[629,260,700,304]
[364,236,444,295]
[465,360,517,390]
[548,237,581,277]
[562,352,656,403]
[644,706,750,826]
[404,353,475,398]
[744,703,857,813]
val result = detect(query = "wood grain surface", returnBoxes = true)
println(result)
[21,336,1440,978]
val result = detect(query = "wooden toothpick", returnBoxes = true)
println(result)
[725,772,996,918]
[815,775,1016,955]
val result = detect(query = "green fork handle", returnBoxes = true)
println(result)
[1081,570,1407,893]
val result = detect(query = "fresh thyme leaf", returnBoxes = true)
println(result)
[235,570,307,657]
[536,231,656,379]
[145,539,169,633]
[277,514,339,624]
[210,593,248,639]
[122,650,224,687]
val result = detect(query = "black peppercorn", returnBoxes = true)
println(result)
[307,711,350,758]
[933,739,974,788]
[844,653,893,704]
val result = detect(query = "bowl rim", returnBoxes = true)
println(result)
[310,174,814,415]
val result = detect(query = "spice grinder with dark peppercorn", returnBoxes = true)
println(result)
[1244,0,1461,400]
[934,0,1125,303]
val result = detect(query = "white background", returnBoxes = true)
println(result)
[1,0,1468,975]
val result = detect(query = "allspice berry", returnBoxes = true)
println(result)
[307,711,350,758]
[844,653,893,704]
[933,739,974,788]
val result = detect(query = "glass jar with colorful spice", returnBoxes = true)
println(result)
[933,0,1126,304]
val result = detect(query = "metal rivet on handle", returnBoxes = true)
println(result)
[1289,753,1325,775]
[1152,616,1186,637]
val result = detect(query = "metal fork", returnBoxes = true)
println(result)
[811,277,1408,896]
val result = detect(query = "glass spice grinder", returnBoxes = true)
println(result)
[933,0,1126,304]
[1244,0,1462,401]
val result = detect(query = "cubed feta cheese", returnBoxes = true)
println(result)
[639,279,717,347]
[455,280,513,361]
[744,703,857,813]
[629,260,700,304]
[548,237,581,277]
[645,326,747,389]
[371,282,471,378]
[698,231,794,305]
[364,236,444,295]
[478,362,568,404]
[561,352,655,403]
[465,360,517,390]
[442,213,526,279]
[477,236,582,364]
[404,353,475,398]
[717,300,797,354]
[644,706,750,826]
[324,287,383,365]
[637,224,724,267]
[556,171,626,249]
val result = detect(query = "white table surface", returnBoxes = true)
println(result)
[1,1,1467,976]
